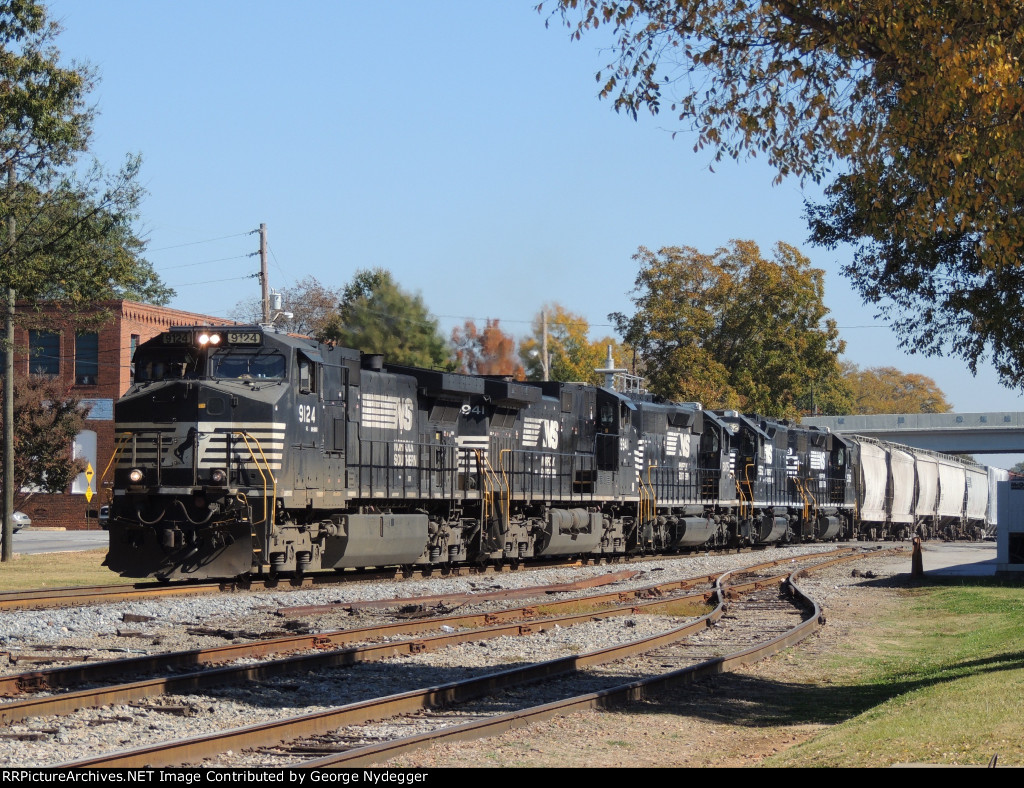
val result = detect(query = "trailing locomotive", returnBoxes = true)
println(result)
[103,325,997,580]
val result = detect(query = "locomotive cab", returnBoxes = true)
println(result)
[106,327,297,579]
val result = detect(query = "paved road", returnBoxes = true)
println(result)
[918,539,998,577]
[8,529,108,555]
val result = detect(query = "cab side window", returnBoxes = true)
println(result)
[298,356,318,394]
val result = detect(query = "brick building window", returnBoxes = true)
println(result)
[75,332,99,385]
[28,330,60,376]
[130,334,140,384]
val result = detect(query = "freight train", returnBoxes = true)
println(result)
[102,325,1002,580]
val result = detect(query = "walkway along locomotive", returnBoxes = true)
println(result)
[102,325,997,580]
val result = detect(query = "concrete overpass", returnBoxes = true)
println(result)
[801,412,1024,454]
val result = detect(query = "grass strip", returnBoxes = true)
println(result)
[0,549,131,591]
[767,579,1024,767]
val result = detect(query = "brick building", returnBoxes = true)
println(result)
[12,300,234,529]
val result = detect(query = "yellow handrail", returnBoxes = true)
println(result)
[473,449,496,528]
[645,463,659,523]
[98,432,131,499]
[232,431,277,528]
[638,473,649,525]
[799,475,818,521]
[637,464,657,525]
[498,449,512,516]
[736,462,756,518]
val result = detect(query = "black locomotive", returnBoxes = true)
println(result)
[103,325,987,580]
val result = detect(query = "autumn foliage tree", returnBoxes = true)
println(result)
[0,376,88,511]
[543,1,1024,388]
[612,241,852,418]
[451,319,524,378]
[231,275,341,337]
[519,303,631,385]
[841,363,952,415]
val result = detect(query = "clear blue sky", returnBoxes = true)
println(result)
[45,1,1024,464]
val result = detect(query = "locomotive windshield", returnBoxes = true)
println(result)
[134,348,200,382]
[211,349,287,380]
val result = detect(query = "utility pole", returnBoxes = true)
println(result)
[259,223,269,323]
[541,310,549,382]
[3,162,16,562]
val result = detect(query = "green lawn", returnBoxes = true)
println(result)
[767,580,1024,767]
[0,548,132,590]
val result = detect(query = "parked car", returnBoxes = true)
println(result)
[98,505,109,530]
[11,511,30,532]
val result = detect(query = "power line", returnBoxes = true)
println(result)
[170,274,259,288]
[148,231,254,253]
[267,243,294,289]
[433,313,616,330]
[158,254,253,271]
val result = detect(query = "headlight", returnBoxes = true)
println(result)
[197,332,222,346]
[210,468,227,485]
[129,468,144,483]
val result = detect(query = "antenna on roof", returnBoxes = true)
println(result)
[594,345,644,393]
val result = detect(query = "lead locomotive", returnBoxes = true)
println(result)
[104,325,982,581]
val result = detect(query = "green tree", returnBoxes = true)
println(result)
[1,375,88,511]
[519,303,632,386]
[318,268,451,368]
[451,319,524,378]
[841,362,953,415]
[542,1,1024,387]
[612,241,852,418]
[0,1,165,560]
[6,173,172,307]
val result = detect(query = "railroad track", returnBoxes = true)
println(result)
[0,547,896,767]
[0,552,691,612]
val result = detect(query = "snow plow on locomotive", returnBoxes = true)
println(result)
[102,325,994,581]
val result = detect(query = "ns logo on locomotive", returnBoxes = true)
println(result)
[103,325,998,580]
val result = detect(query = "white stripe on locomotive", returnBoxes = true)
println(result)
[114,422,286,471]
[361,393,414,432]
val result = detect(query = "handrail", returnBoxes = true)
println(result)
[643,463,659,525]
[803,475,818,520]
[231,431,276,529]
[498,449,512,518]
[794,476,817,522]
[736,462,756,518]
[638,472,650,526]
[473,449,497,529]
[98,432,131,501]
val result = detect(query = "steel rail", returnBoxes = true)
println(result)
[276,569,641,615]
[0,582,720,724]
[59,549,889,768]
[1,547,861,697]
[60,599,726,768]
[298,550,877,767]
[0,568,692,698]
[0,582,228,610]
[0,556,633,612]
[0,545,861,612]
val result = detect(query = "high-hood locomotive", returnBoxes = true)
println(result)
[103,325,996,580]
